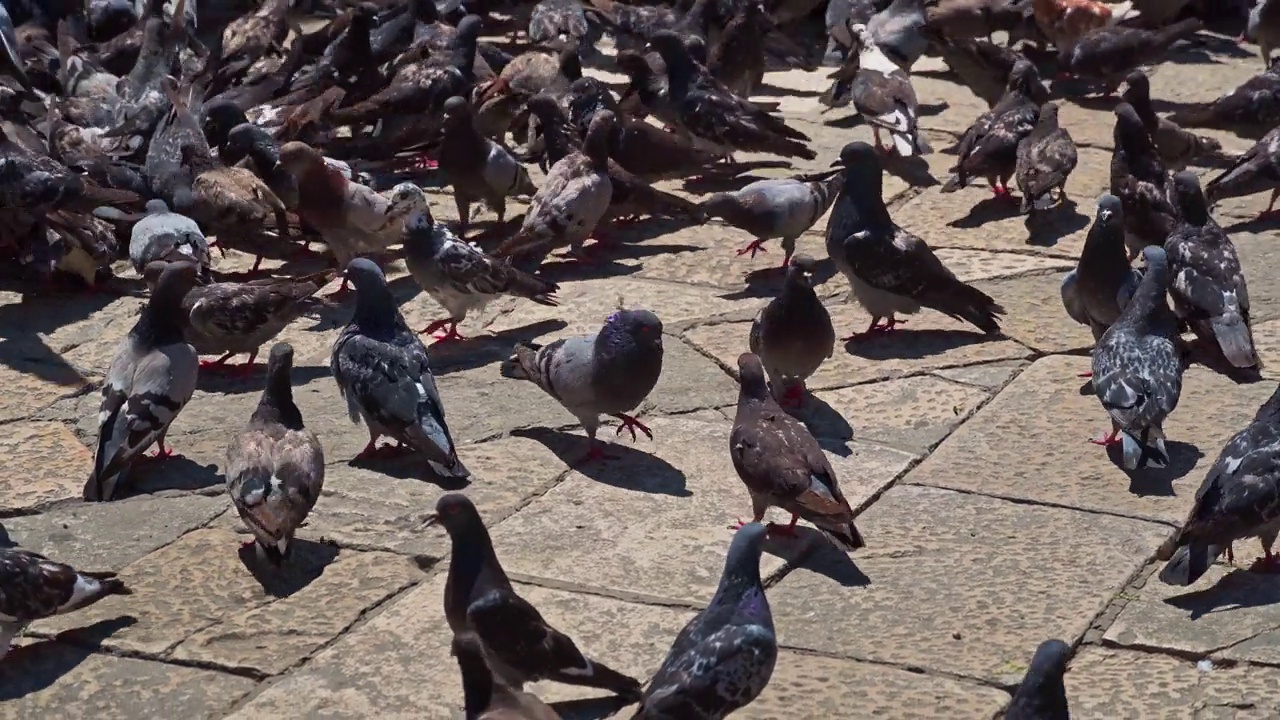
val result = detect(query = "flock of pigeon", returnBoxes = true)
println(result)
[3,0,1280,716]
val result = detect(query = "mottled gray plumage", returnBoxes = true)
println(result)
[500,309,663,455]
[1005,639,1071,720]
[1122,71,1223,172]
[227,343,325,566]
[1165,172,1260,370]
[1248,0,1280,68]
[942,59,1042,197]
[1111,103,1178,258]
[1205,125,1280,217]
[631,522,777,719]
[0,548,132,659]
[845,23,930,157]
[827,141,1005,335]
[748,257,835,406]
[431,494,642,699]
[1061,194,1140,342]
[85,262,200,502]
[1158,384,1280,586]
[1015,103,1077,213]
[699,173,844,266]
[330,259,469,479]
[125,199,210,278]
[1167,58,1280,138]
[1091,246,1184,471]
[439,96,537,232]
[824,0,877,64]
[866,0,927,71]
[1060,19,1203,94]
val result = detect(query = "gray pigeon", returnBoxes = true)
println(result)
[85,262,200,502]
[846,23,931,157]
[1157,383,1280,585]
[501,309,663,460]
[1164,171,1260,371]
[1121,71,1223,172]
[1205,124,1280,222]
[826,141,1005,338]
[698,173,844,266]
[866,0,927,71]
[429,494,643,700]
[0,547,132,659]
[1090,245,1184,471]
[730,353,864,550]
[748,256,835,407]
[630,522,777,719]
[330,259,470,479]
[227,343,325,566]
[439,96,537,233]
[1005,639,1071,720]
[1248,0,1280,68]
[118,199,211,279]
[1061,194,1141,342]
[453,632,559,719]
[1015,103,1078,214]
[824,0,877,65]
[403,206,559,344]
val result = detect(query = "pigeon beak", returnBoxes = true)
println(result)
[420,512,440,529]
[829,159,843,168]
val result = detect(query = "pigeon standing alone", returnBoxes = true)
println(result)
[1061,194,1141,343]
[226,343,325,565]
[0,548,133,659]
[85,262,201,502]
[631,522,777,719]
[698,171,844,265]
[429,493,643,700]
[749,256,835,407]
[330,259,470,479]
[1004,639,1072,720]
[501,309,664,460]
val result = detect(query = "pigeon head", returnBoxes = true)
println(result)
[784,254,818,287]
[224,124,275,167]
[1122,70,1150,101]
[137,260,200,345]
[602,308,663,351]
[713,522,769,609]
[443,96,472,123]
[256,342,303,430]
[427,492,486,537]
[387,182,427,219]
[1171,171,1210,226]
[583,110,618,165]
[831,142,884,202]
[685,34,708,65]
[145,198,170,215]
[1093,194,1122,228]
[1035,102,1061,131]
[1009,639,1071,716]
[344,258,400,329]
[455,14,483,42]
[202,101,250,150]
[1007,59,1038,92]
[1113,103,1154,154]
[615,50,652,80]
[736,353,771,401]
[848,22,873,47]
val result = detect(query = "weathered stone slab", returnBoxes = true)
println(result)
[906,355,1276,524]
[766,485,1167,681]
[0,347,90,422]
[971,271,1096,355]
[932,358,1029,391]
[0,422,95,513]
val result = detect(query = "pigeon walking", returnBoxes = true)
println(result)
[827,141,1005,338]
[749,256,835,407]
[942,59,1043,201]
[0,548,133,659]
[1157,383,1280,585]
[227,343,325,565]
[1061,194,1141,343]
[847,23,930,157]
[1005,639,1071,720]
[500,309,664,460]
[1205,125,1280,223]
[439,96,537,233]
[698,172,844,265]
[453,632,559,719]
[330,259,469,479]
[729,353,864,549]
[631,522,777,719]
[1090,246,1184,471]
[85,262,200,502]
[430,493,642,700]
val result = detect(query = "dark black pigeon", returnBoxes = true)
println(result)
[1005,639,1071,720]
[1121,71,1223,172]
[1205,124,1280,222]
[1061,194,1141,342]
[0,547,132,658]
[1015,103,1078,214]
[1110,102,1178,259]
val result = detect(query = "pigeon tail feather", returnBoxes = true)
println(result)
[547,657,643,701]
[1120,425,1168,471]
[1210,314,1260,369]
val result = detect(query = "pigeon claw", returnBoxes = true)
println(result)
[1077,371,1094,378]
[765,516,800,538]
[1088,429,1121,447]
[735,239,768,258]
[421,320,465,343]
[613,414,653,442]
[324,279,353,300]
[842,317,904,341]
[148,441,175,460]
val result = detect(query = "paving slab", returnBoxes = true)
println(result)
[0,342,91,422]
[0,422,95,513]
[906,355,1277,524]
[0,641,256,718]
[766,484,1168,682]
[933,358,1030,391]
[970,270,1096,355]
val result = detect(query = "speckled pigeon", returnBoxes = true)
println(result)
[827,141,1005,338]
[1090,245,1184,471]
[699,172,844,266]
[630,522,777,719]
[1005,639,1071,720]
[500,309,664,460]
[1164,172,1260,371]
[0,547,132,659]
[1205,124,1280,221]
[85,262,200,502]
[730,353,864,550]
[330,259,469,479]
[749,255,835,407]
[118,198,211,279]
[430,494,643,700]
[1158,384,1280,585]
[1061,194,1141,343]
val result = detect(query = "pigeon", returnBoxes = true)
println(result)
[824,0,877,64]
[866,0,928,71]
[0,2,31,94]
[403,205,559,344]
[1059,19,1203,95]
[119,198,210,279]
[698,172,845,266]
[1164,171,1260,371]
[226,343,325,566]
[429,493,643,699]
[0,547,132,659]
[828,141,1005,338]
[1167,58,1280,139]
[439,96,538,233]
[1121,71,1223,172]
[927,35,1028,109]
[1247,0,1280,68]
[453,631,559,720]
[1205,124,1280,222]
[748,256,835,407]
[941,59,1043,199]
[1157,383,1280,585]
[500,309,664,460]
[1090,246,1184,471]
[1005,639,1072,720]
[630,521,777,719]
[330,259,470,479]
[1111,102,1178,259]
[85,262,200,502]
[1061,194,1141,342]
[729,353,863,549]
[845,23,931,156]
[1015,102,1078,213]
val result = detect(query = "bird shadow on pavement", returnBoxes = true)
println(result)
[755,82,823,98]
[725,257,838,301]
[1171,35,1255,64]
[0,286,117,390]
[428,319,569,376]
[948,196,1023,229]
[0,616,138,700]
[511,426,691,497]
[552,695,637,720]
[1025,200,1090,246]
[1224,216,1280,235]
[238,537,341,598]
[196,363,333,394]
[127,455,223,497]
[917,101,950,118]
[821,112,863,129]
[765,529,869,588]
[843,329,995,362]
[882,154,940,188]
[1163,567,1280,619]
[790,396,855,449]
[348,451,471,489]
[1115,440,1202,497]
[535,254,643,283]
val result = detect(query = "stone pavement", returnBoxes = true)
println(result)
[4,32,1280,720]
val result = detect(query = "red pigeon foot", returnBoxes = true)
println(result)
[735,239,768,258]
[614,414,653,442]
[432,325,467,344]
[765,516,800,537]
[1089,429,1121,446]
